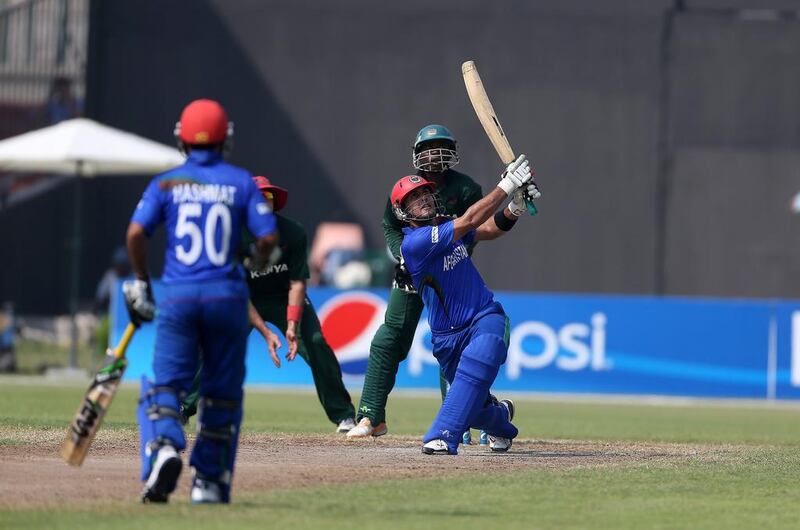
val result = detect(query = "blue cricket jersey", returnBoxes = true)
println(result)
[131,149,276,283]
[401,220,494,332]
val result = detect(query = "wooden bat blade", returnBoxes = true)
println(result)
[461,60,516,165]
[462,60,538,216]
[59,323,136,466]
[59,370,125,466]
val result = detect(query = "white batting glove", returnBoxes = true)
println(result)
[524,181,541,200]
[122,279,155,325]
[508,190,527,217]
[497,154,531,195]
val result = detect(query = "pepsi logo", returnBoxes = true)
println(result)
[317,291,387,375]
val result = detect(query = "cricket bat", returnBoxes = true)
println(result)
[59,322,137,466]
[462,60,537,215]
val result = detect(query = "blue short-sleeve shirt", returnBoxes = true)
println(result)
[131,149,276,283]
[401,220,493,332]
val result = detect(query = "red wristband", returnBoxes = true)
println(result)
[287,305,303,323]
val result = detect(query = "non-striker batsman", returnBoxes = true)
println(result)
[124,99,277,504]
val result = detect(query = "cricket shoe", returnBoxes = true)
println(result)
[141,445,182,503]
[488,399,515,453]
[421,439,454,455]
[346,417,388,439]
[190,479,225,504]
[336,418,357,434]
[479,430,489,446]
[462,430,473,445]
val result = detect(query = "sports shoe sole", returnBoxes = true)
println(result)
[489,439,512,453]
[346,422,388,439]
[421,446,452,455]
[372,423,388,437]
[141,457,182,504]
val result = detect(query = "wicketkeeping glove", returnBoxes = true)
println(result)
[122,278,155,326]
[392,257,417,293]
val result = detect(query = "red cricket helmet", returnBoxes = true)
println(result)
[390,175,442,222]
[175,99,232,146]
[253,176,288,212]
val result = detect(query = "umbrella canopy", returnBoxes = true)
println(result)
[0,118,184,176]
[0,118,185,370]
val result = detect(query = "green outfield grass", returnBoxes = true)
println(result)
[3,379,800,529]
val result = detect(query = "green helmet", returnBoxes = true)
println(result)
[414,124,456,150]
[412,124,459,172]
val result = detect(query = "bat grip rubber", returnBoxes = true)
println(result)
[525,197,538,216]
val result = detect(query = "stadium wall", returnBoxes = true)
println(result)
[3,1,799,313]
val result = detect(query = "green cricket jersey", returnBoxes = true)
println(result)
[245,214,310,302]
[382,169,483,259]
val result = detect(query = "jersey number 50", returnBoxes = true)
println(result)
[175,202,232,266]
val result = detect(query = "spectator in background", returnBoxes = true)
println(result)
[93,246,130,356]
[45,76,81,124]
[309,222,372,287]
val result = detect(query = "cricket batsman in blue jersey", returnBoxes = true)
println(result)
[391,154,539,455]
[123,99,278,503]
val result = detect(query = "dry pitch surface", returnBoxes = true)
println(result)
[1,427,710,508]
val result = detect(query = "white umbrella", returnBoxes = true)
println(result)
[0,118,183,175]
[0,118,185,368]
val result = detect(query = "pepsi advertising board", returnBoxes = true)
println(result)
[110,284,800,400]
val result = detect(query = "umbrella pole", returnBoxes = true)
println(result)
[68,161,84,369]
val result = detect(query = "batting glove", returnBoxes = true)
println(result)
[497,154,531,195]
[508,190,527,217]
[524,180,541,200]
[122,278,155,326]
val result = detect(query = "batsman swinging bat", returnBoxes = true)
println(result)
[59,322,137,466]
[462,60,538,215]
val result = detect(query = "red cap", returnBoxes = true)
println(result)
[177,99,229,145]
[390,175,436,209]
[253,175,288,211]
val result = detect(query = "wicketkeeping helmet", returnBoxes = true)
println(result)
[412,124,459,172]
[390,175,444,223]
[174,99,233,151]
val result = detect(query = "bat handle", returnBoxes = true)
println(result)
[114,323,137,359]
[524,197,538,216]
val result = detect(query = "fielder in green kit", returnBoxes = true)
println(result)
[182,176,356,433]
[346,124,486,444]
